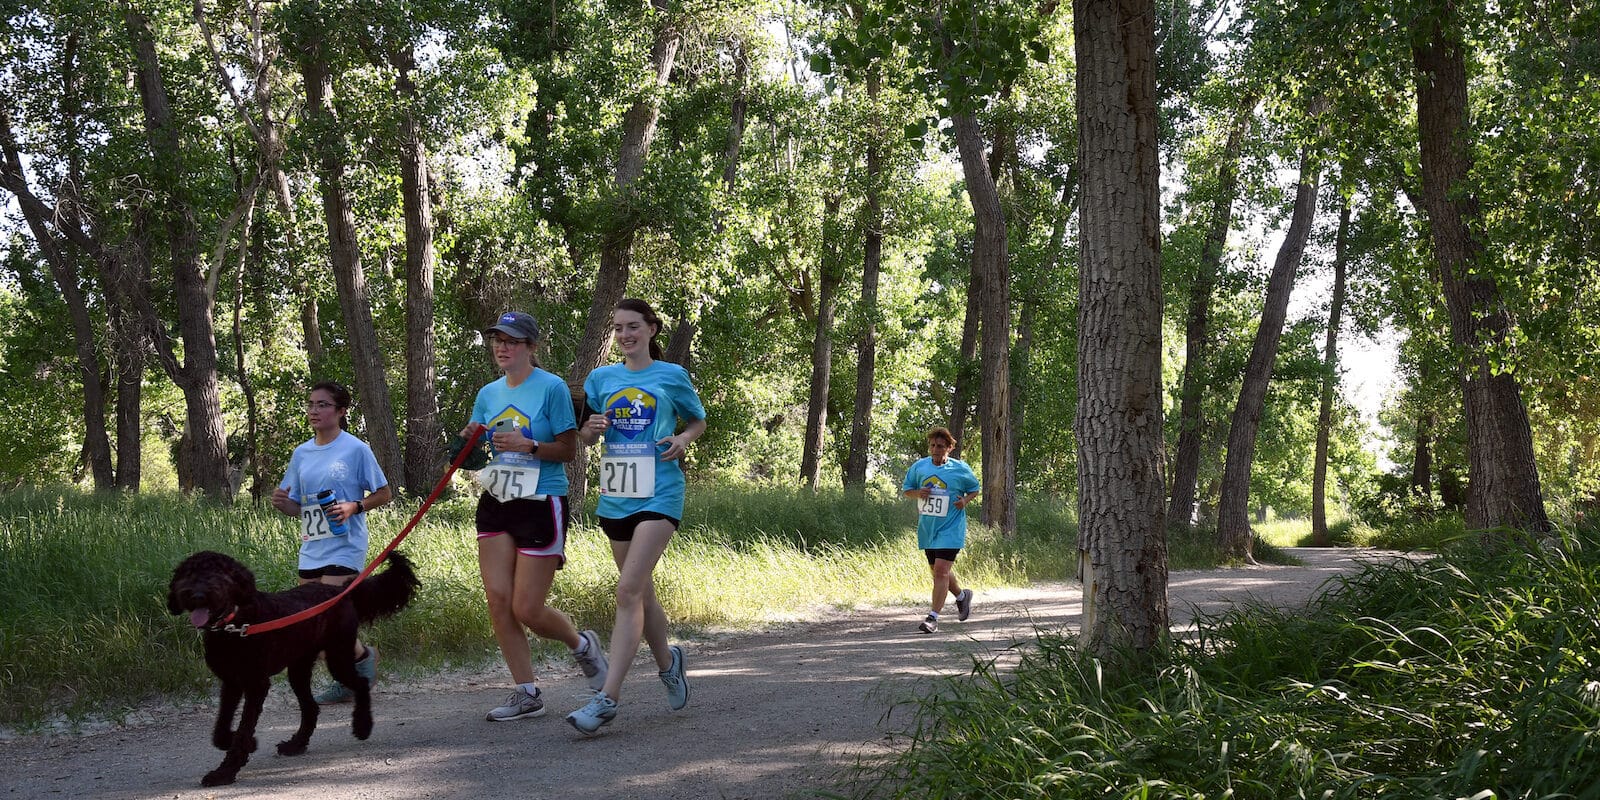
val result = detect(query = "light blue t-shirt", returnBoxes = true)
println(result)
[584,360,706,520]
[902,456,981,550]
[278,431,388,572]
[470,368,578,497]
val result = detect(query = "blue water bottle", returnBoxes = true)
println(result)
[315,489,348,536]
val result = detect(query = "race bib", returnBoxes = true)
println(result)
[300,503,339,541]
[477,463,544,503]
[918,492,950,518]
[599,455,656,498]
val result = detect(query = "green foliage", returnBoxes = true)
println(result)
[850,528,1600,798]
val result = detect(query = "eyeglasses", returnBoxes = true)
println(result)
[488,336,528,348]
[306,401,337,411]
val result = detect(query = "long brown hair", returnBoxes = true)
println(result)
[617,298,664,361]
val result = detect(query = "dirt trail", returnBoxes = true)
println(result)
[0,548,1396,800]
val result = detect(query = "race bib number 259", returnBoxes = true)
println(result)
[918,493,950,518]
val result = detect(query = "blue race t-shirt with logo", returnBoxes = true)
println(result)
[278,431,388,572]
[901,456,981,550]
[584,360,706,520]
[470,368,578,497]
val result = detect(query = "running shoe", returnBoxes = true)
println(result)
[316,644,376,704]
[574,629,609,692]
[566,691,618,735]
[955,589,974,621]
[485,687,545,721]
[659,645,688,711]
[918,614,938,634]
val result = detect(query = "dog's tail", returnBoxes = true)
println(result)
[353,551,420,624]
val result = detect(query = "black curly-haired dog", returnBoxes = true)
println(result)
[167,550,419,787]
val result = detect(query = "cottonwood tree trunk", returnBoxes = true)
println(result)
[565,0,681,503]
[1311,202,1350,547]
[1074,0,1168,659]
[196,0,322,362]
[298,50,404,484]
[1411,409,1435,498]
[947,268,980,457]
[1169,97,1255,530]
[844,75,884,491]
[395,49,445,495]
[1412,5,1549,536]
[0,120,114,488]
[1217,150,1321,559]
[955,110,1017,535]
[800,196,844,490]
[125,7,231,501]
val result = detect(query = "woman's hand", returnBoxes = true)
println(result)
[271,487,298,517]
[491,429,534,453]
[579,413,610,445]
[657,434,688,461]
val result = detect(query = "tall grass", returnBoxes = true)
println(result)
[0,482,1077,729]
[849,526,1600,799]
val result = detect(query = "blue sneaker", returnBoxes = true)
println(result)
[659,645,688,711]
[316,645,376,704]
[566,691,618,735]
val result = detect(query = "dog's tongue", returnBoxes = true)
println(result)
[190,609,211,628]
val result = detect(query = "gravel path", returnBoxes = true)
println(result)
[0,547,1398,800]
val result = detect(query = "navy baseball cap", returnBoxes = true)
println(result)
[484,311,540,342]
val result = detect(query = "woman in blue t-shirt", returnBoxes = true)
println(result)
[271,381,392,703]
[566,298,706,735]
[461,311,608,723]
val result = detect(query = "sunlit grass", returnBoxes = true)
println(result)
[845,525,1600,799]
[0,482,1077,728]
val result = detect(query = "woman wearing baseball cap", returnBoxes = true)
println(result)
[461,311,608,722]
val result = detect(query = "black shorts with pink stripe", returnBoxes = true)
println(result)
[476,494,570,565]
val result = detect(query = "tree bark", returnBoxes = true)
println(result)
[1412,3,1550,536]
[1074,0,1169,659]
[1217,150,1321,560]
[801,195,844,490]
[395,48,445,496]
[844,75,884,491]
[125,7,231,501]
[1311,201,1349,546]
[298,49,405,484]
[1169,97,1255,529]
[565,0,681,503]
[1411,409,1435,498]
[947,266,980,457]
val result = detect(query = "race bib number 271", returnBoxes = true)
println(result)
[599,455,655,498]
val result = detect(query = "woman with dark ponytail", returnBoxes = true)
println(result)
[567,298,706,735]
[270,380,393,702]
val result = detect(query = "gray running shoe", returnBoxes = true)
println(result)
[574,630,609,692]
[918,614,938,634]
[955,589,974,622]
[659,645,688,711]
[485,687,545,722]
[566,691,618,735]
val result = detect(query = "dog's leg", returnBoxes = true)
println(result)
[203,677,268,787]
[212,682,243,751]
[325,642,373,740]
[277,657,320,756]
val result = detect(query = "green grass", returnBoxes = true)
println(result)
[845,525,1600,799]
[0,482,1078,729]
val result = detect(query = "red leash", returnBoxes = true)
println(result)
[230,424,486,637]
